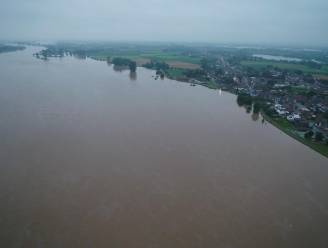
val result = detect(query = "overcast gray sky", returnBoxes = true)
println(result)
[0,0,327,46]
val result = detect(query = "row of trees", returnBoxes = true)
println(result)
[111,57,137,72]
[143,60,170,78]
[305,131,326,142]
[143,60,169,71]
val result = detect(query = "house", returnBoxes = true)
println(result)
[287,113,301,121]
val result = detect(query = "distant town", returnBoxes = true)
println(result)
[31,42,328,157]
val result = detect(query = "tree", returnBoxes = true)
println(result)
[315,132,324,142]
[304,130,313,139]
[129,61,137,72]
[112,57,137,72]
[237,94,252,107]
[253,102,261,114]
[143,60,169,71]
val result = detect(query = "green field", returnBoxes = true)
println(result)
[166,68,187,78]
[241,60,328,75]
[140,53,201,64]
[87,50,201,66]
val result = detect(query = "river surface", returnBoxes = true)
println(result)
[0,47,327,248]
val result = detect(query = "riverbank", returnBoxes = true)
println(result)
[165,73,328,158]
[0,44,25,54]
[262,113,328,158]
[31,48,328,159]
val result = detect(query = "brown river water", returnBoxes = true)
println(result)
[0,46,327,248]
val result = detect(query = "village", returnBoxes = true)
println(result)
[207,56,328,144]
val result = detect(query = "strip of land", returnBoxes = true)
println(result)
[0,45,25,54]
[33,42,328,157]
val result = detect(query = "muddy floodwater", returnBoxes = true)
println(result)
[0,47,327,248]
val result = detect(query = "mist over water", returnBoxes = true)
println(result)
[0,47,327,247]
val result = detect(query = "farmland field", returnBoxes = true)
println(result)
[82,49,201,68]
[241,60,328,75]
